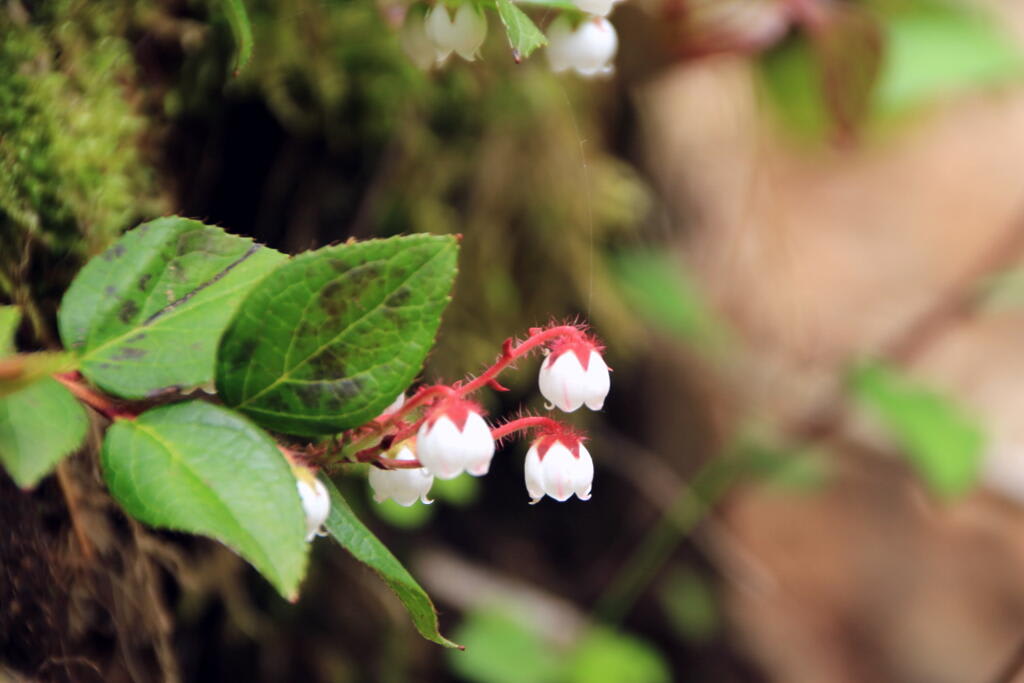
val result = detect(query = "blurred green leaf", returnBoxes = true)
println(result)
[609,249,726,351]
[566,628,671,683]
[726,437,829,492]
[978,266,1024,312]
[372,497,434,529]
[0,306,20,356]
[0,378,87,489]
[849,361,984,498]
[432,472,480,506]
[494,0,548,59]
[874,0,1024,115]
[449,607,562,683]
[657,568,719,643]
[222,0,254,75]
[758,35,831,140]
[322,476,460,648]
[101,401,309,599]
[216,234,457,437]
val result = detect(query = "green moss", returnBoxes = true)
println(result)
[0,1,157,259]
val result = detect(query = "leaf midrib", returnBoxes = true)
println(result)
[127,420,284,588]
[237,242,450,408]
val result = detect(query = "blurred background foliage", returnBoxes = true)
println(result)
[7,0,1024,681]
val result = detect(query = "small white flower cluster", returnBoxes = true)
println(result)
[401,1,620,78]
[401,3,487,69]
[369,336,610,507]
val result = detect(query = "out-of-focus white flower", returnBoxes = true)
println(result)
[546,16,618,77]
[417,400,495,479]
[401,6,438,70]
[425,3,487,63]
[538,342,610,412]
[379,392,406,418]
[524,434,594,503]
[573,0,622,18]
[368,442,434,506]
[296,475,330,541]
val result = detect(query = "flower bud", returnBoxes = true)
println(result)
[538,341,610,412]
[368,442,434,506]
[425,3,487,63]
[525,434,594,503]
[417,400,495,479]
[545,16,618,77]
[296,474,330,542]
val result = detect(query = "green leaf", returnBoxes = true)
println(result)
[657,568,720,643]
[566,628,671,683]
[0,306,20,356]
[449,606,562,683]
[0,378,88,488]
[222,0,254,75]
[494,0,547,59]
[58,217,287,400]
[849,361,984,498]
[101,401,308,599]
[216,234,458,436]
[874,0,1024,116]
[321,476,460,648]
[609,249,728,352]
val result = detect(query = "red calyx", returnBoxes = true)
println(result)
[426,398,482,432]
[534,428,586,460]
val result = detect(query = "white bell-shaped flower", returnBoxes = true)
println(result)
[573,0,622,18]
[417,401,495,479]
[546,15,618,77]
[368,442,434,506]
[538,345,610,412]
[525,436,594,503]
[296,476,330,542]
[425,3,487,63]
[401,7,438,70]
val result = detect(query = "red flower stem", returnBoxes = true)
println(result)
[374,383,455,429]
[54,372,135,420]
[349,326,584,462]
[490,416,563,441]
[457,325,584,397]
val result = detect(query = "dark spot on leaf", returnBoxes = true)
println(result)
[319,281,346,318]
[118,300,139,324]
[329,258,350,273]
[104,285,117,297]
[127,333,146,343]
[190,342,203,351]
[334,378,363,399]
[138,273,152,291]
[97,363,112,370]
[102,244,126,261]
[309,351,346,378]
[386,287,412,307]
[296,321,318,340]
[263,393,291,414]
[112,347,146,360]
[234,338,258,361]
